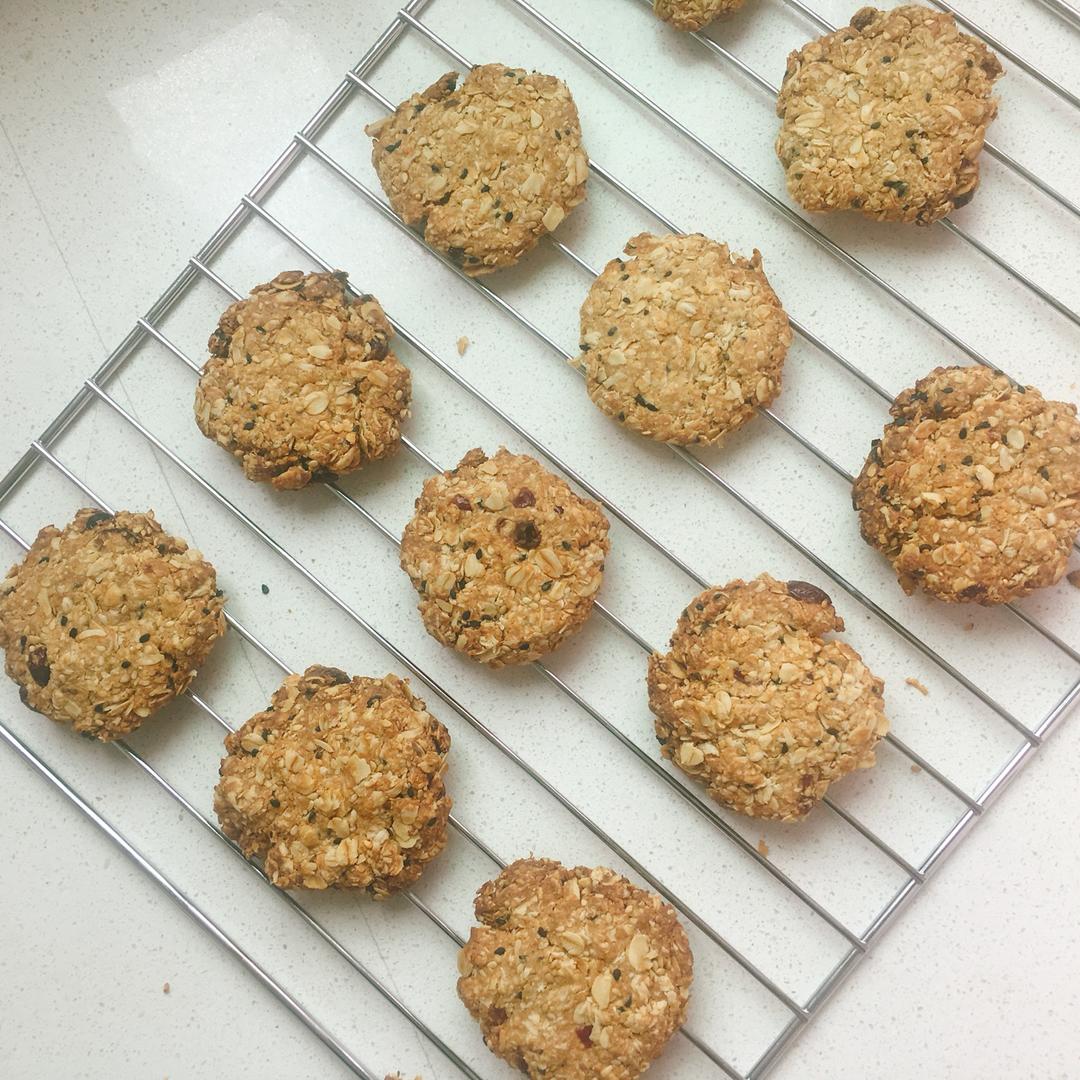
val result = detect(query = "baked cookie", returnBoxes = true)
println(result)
[400,448,609,666]
[654,0,744,31]
[457,858,692,1080]
[0,509,225,740]
[215,665,450,895]
[576,232,791,445]
[195,270,410,491]
[853,365,1080,604]
[775,5,1003,224]
[365,64,588,276]
[647,575,887,821]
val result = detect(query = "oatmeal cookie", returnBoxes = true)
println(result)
[647,574,887,821]
[576,232,791,445]
[364,65,588,276]
[775,5,1003,224]
[215,665,450,895]
[853,365,1080,604]
[654,0,744,32]
[195,270,410,491]
[400,448,609,666]
[457,858,692,1080]
[0,509,225,740]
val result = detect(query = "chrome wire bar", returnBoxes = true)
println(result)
[365,9,1080,663]
[1034,0,1080,32]
[0,712,378,1080]
[772,0,1080,220]
[70,379,809,1022]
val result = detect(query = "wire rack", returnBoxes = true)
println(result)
[3,0,1080,1076]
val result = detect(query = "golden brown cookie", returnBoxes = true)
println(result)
[653,0,744,31]
[194,270,410,491]
[215,665,450,895]
[365,64,588,276]
[576,232,791,445]
[647,574,887,821]
[0,509,225,740]
[400,448,609,666]
[853,365,1080,604]
[775,5,1003,224]
[457,858,692,1080]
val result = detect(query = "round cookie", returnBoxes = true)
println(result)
[215,665,450,895]
[775,5,1003,225]
[0,509,225,740]
[647,574,887,821]
[654,0,744,32]
[853,365,1080,604]
[457,858,692,1080]
[400,448,610,666]
[195,270,410,491]
[364,64,588,276]
[576,232,791,445]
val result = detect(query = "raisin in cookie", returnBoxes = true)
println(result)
[400,448,609,666]
[775,5,1003,224]
[648,575,887,821]
[457,858,692,1080]
[365,65,588,276]
[853,365,1080,604]
[215,665,450,895]
[654,0,744,31]
[0,509,225,740]
[195,270,410,491]
[576,232,791,445]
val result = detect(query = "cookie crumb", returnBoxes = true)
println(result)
[963,622,975,631]
[162,982,170,994]
[905,677,929,695]
[1067,570,1080,589]
[757,837,769,857]
[456,336,469,356]
[910,764,922,774]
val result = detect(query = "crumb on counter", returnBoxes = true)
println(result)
[905,677,929,695]
[757,837,769,857]
[457,336,469,356]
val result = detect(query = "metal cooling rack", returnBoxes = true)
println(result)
[3,0,1080,1076]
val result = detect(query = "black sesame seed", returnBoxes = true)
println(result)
[261,584,269,595]
[69,627,78,638]
[121,660,131,668]
[138,633,150,643]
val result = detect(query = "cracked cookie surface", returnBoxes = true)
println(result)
[653,0,744,31]
[647,574,887,821]
[400,448,609,666]
[0,509,225,739]
[365,64,588,275]
[195,270,410,490]
[576,232,791,445]
[457,858,692,1080]
[215,665,450,895]
[775,5,1002,224]
[853,365,1080,604]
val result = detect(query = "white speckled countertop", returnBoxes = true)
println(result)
[2,1,1079,1077]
